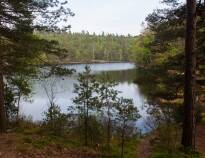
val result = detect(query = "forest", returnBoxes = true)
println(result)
[36,31,137,63]
[0,0,205,158]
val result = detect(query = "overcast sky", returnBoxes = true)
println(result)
[67,0,167,35]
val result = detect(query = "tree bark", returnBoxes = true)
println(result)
[0,63,6,133]
[107,113,111,149]
[16,92,21,120]
[107,102,112,150]
[182,0,196,149]
[121,121,125,158]
[85,102,88,146]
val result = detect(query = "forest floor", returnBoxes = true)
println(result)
[137,136,153,158]
[196,124,205,157]
[0,124,204,158]
[0,133,100,158]
[137,124,205,158]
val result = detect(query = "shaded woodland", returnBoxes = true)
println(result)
[0,0,205,157]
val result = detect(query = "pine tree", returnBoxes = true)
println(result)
[98,74,118,150]
[73,66,99,146]
[182,0,197,149]
[115,98,140,158]
[0,0,74,132]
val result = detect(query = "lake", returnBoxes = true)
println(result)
[21,62,148,132]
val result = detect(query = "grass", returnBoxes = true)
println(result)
[100,136,139,158]
[10,117,205,158]
[10,120,140,158]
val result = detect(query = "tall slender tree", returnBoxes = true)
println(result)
[98,74,118,150]
[73,66,99,146]
[182,0,197,149]
[0,64,5,132]
[115,98,140,158]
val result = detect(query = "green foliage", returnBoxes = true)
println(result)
[115,98,140,158]
[71,66,141,156]
[1,0,74,75]
[12,114,139,157]
[5,75,33,121]
[6,65,141,157]
[73,66,99,110]
[150,124,181,153]
[4,85,18,121]
[0,0,74,132]
[73,65,99,146]
[101,137,139,158]
[43,105,69,136]
[116,98,141,124]
[36,31,138,63]
[75,115,105,146]
[131,0,205,156]
[98,74,119,148]
[129,31,154,65]
[134,1,185,127]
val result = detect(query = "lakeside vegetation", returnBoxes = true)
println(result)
[0,0,205,157]
[5,66,141,158]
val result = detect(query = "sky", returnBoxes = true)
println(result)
[67,0,165,36]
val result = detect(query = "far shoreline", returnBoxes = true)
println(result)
[44,60,135,66]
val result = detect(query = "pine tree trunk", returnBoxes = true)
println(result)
[182,0,196,149]
[121,121,125,158]
[107,113,111,149]
[85,104,88,146]
[0,63,6,133]
[121,133,124,158]
[16,92,21,121]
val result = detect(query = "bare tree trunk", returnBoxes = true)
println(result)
[121,121,125,158]
[16,92,21,121]
[107,109,111,149]
[182,0,196,149]
[0,63,6,133]
[50,103,54,129]
[85,103,88,146]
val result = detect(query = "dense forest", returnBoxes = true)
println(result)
[133,0,205,156]
[0,0,205,158]
[36,31,137,63]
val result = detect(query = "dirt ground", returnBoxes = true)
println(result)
[0,133,99,158]
[196,125,205,157]
[137,125,205,158]
[137,136,153,158]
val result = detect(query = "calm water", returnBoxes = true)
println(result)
[21,62,148,132]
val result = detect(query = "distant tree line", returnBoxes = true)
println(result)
[36,31,138,63]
